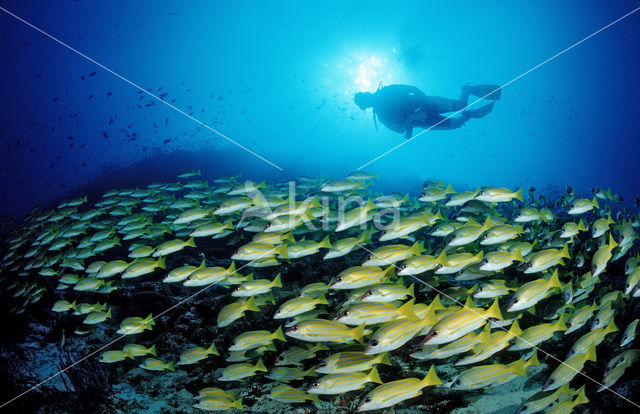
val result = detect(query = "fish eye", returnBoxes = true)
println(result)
[431,331,438,337]
[370,339,379,347]
[336,277,342,282]
[622,335,628,341]
[402,265,407,270]
[479,191,485,196]
[594,319,599,325]
[318,362,326,368]
[513,298,519,303]
[291,326,298,331]
[312,383,319,388]
[364,397,371,403]
[548,379,555,385]
[277,355,284,361]
[526,263,532,268]
[435,264,442,270]
[455,379,461,385]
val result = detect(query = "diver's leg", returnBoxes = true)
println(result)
[465,84,502,100]
[426,96,467,114]
[413,114,467,131]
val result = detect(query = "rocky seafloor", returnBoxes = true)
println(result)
[1,235,639,414]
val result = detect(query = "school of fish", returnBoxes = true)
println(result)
[1,171,639,412]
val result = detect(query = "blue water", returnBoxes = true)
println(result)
[1,0,640,218]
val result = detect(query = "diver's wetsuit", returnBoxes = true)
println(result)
[370,84,498,138]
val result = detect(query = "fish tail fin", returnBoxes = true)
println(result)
[281,231,295,242]
[411,241,426,256]
[227,261,237,276]
[477,323,492,344]
[485,298,503,320]
[474,250,484,263]
[574,385,589,405]
[233,398,243,410]
[578,219,586,231]
[605,318,618,334]
[548,270,562,289]
[272,273,282,288]
[314,343,330,352]
[148,345,157,356]
[276,244,289,259]
[245,296,259,312]
[444,183,454,194]
[251,191,269,207]
[308,195,321,209]
[106,307,112,319]
[555,313,568,331]
[224,219,234,229]
[208,342,220,356]
[368,366,383,384]
[509,359,527,377]
[70,300,77,310]
[422,308,439,327]
[379,352,392,366]
[408,283,415,298]
[608,233,619,249]
[512,249,524,262]
[319,235,332,249]
[508,320,523,337]
[398,299,418,320]
[525,350,540,368]
[255,358,268,372]
[166,361,175,372]
[359,228,373,244]
[383,265,396,279]
[273,325,286,342]
[585,345,597,363]
[317,293,328,306]
[421,365,443,386]
[592,197,600,209]
[436,250,449,266]
[429,294,445,311]
[351,324,365,344]
[514,188,524,202]
[186,237,196,248]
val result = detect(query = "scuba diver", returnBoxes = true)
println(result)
[354,83,501,138]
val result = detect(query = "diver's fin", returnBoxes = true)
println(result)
[464,102,495,120]
[468,84,501,100]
